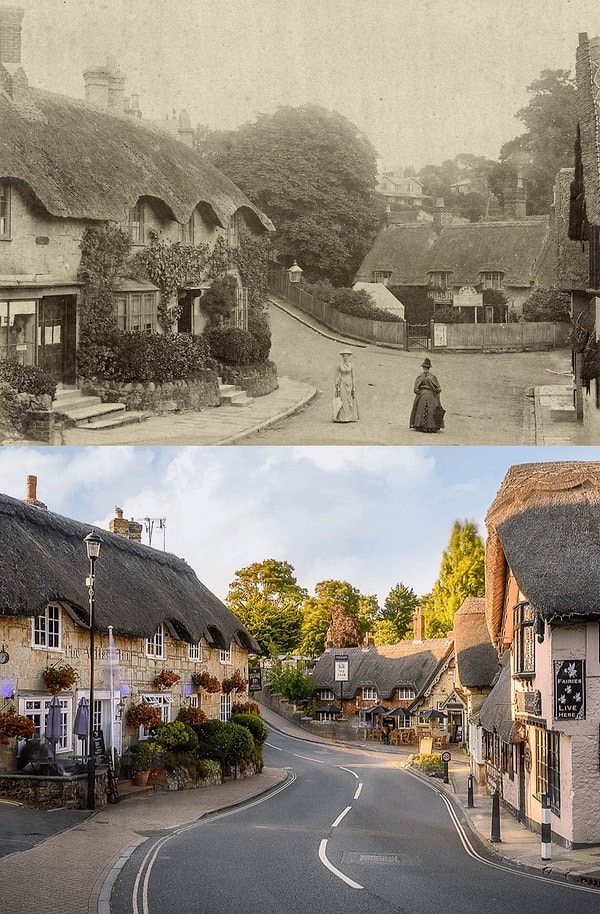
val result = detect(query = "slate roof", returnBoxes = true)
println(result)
[484,461,600,640]
[354,219,552,288]
[310,641,453,701]
[0,492,259,652]
[0,86,274,232]
[453,598,499,690]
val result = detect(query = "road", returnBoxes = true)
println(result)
[240,302,573,444]
[111,727,598,914]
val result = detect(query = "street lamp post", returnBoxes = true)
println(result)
[84,531,102,811]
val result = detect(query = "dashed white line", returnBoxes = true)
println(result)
[331,806,352,828]
[354,783,363,800]
[319,839,363,890]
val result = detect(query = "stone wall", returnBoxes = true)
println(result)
[257,686,363,742]
[219,361,278,397]
[0,769,108,809]
[0,385,54,444]
[81,370,221,412]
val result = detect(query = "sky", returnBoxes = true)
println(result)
[1,445,599,606]
[14,0,600,170]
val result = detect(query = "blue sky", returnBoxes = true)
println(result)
[1,446,598,605]
[17,0,600,169]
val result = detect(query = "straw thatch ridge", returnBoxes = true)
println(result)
[575,35,600,227]
[453,597,499,689]
[310,641,453,702]
[0,492,260,652]
[0,87,274,231]
[485,461,600,638]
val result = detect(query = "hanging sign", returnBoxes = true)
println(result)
[554,659,585,720]
[248,668,262,693]
[334,655,349,682]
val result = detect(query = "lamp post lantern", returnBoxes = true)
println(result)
[84,531,102,810]
[287,260,303,284]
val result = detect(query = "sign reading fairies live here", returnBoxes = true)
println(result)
[554,659,586,720]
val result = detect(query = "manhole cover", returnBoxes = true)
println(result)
[358,854,398,865]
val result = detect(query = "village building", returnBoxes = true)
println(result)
[0,6,274,384]
[0,476,259,779]
[479,461,600,848]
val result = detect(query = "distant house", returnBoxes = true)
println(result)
[355,215,556,322]
[0,476,259,775]
[377,172,432,209]
[352,282,405,320]
[0,7,274,384]
[568,32,600,436]
[480,460,600,848]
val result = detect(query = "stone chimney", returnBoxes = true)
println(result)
[178,109,194,148]
[83,55,125,111]
[412,605,425,642]
[504,172,527,220]
[24,475,47,509]
[109,506,142,542]
[0,6,29,99]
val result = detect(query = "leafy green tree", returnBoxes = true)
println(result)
[201,104,380,285]
[522,287,571,322]
[226,559,307,655]
[373,582,419,644]
[299,580,363,656]
[266,659,315,704]
[424,520,485,638]
[497,69,577,214]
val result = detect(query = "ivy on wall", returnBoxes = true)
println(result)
[77,224,132,343]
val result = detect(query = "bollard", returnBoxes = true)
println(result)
[490,787,501,842]
[541,794,552,860]
[467,773,474,808]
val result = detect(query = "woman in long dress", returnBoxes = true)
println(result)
[333,350,359,422]
[409,357,444,432]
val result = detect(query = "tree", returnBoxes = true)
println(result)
[299,580,363,656]
[498,69,577,214]
[522,286,571,322]
[226,560,307,656]
[201,105,380,285]
[373,582,419,644]
[327,604,362,648]
[424,521,485,638]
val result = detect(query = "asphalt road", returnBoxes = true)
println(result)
[240,303,573,445]
[110,728,597,914]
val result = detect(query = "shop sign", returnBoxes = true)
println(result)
[515,690,541,716]
[454,285,482,308]
[554,659,585,720]
[334,655,349,682]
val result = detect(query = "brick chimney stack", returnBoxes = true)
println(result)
[84,55,125,111]
[412,605,425,642]
[0,6,29,99]
[109,506,142,542]
[24,475,47,509]
[504,172,527,220]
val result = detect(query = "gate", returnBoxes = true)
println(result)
[406,323,430,351]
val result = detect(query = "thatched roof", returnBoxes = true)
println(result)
[0,492,259,652]
[453,598,499,689]
[477,652,515,743]
[575,34,600,227]
[310,640,453,701]
[0,87,274,231]
[354,218,552,288]
[485,461,600,640]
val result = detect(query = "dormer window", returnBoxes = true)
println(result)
[428,271,451,288]
[480,271,504,290]
[129,201,144,243]
[373,271,392,285]
[178,214,194,244]
[0,182,10,239]
[513,602,535,677]
[146,625,164,659]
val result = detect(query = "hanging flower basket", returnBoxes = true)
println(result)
[153,669,181,691]
[177,706,208,727]
[191,671,221,693]
[221,671,248,695]
[127,702,162,730]
[43,663,77,694]
[0,706,36,744]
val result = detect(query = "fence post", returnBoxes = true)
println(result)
[541,794,552,860]
[490,787,501,842]
[467,773,474,808]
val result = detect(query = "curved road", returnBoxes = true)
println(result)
[240,302,572,444]
[111,727,598,914]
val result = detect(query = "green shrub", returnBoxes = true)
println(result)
[130,741,156,772]
[0,360,57,399]
[247,308,272,361]
[77,331,211,382]
[267,661,315,703]
[407,753,445,777]
[230,712,268,745]
[200,274,238,327]
[196,758,221,779]
[196,718,231,763]
[154,720,198,751]
[203,327,260,365]
[304,282,403,323]
[522,287,571,322]
[223,720,255,768]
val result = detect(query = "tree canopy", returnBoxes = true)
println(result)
[373,582,419,645]
[299,579,364,656]
[423,520,486,638]
[225,559,307,656]
[200,104,380,285]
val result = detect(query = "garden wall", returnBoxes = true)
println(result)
[219,361,278,397]
[0,769,108,809]
[257,686,363,742]
[81,369,221,412]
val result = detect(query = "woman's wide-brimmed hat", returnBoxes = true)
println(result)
[421,357,432,368]
[339,349,353,355]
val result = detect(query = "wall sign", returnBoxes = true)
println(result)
[554,659,586,720]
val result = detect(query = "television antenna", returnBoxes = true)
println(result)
[137,517,167,550]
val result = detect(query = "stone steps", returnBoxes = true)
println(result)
[53,386,149,429]
[218,380,254,407]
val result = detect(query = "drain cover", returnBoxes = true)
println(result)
[358,854,398,865]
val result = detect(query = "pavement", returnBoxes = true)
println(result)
[1,704,599,914]
[5,297,590,446]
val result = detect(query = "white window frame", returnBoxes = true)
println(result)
[188,641,202,662]
[220,692,232,722]
[0,182,10,239]
[320,688,335,701]
[20,695,72,753]
[129,201,145,244]
[481,271,504,290]
[115,292,158,333]
[397,687,415,700]
[362,687,377,701]
[220,647,232,665]
[32,604,62,651]
[146,625,164,659]
[139,693,172,735]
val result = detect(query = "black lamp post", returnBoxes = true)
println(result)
[84,531,102,810]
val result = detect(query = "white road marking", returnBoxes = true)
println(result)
[338,766,359,778]
[331,806,352,828]
[319,839,363,890]
[354,783,363,800]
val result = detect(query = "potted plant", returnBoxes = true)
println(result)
[191,671,221,693]
[127,701,162,731]
[221,671,248,695]
[43,663,77,694]
[130,741,155,785]
[153,669,181,691]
